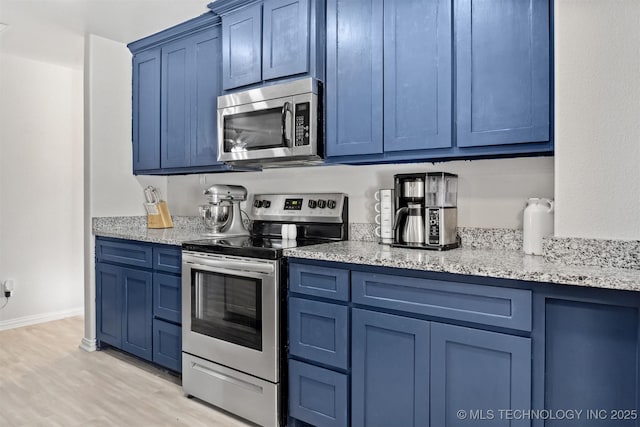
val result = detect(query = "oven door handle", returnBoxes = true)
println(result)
[183,256,275,275]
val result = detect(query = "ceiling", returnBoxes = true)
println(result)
[0,0,213,68]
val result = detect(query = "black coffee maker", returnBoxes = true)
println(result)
[392,172,459,250]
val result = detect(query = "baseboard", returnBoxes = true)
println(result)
[0,307,84,331]
[79,337,97,352]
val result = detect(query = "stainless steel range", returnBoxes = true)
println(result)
[181,193,348,427]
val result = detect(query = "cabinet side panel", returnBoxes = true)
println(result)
[544,299,639,427]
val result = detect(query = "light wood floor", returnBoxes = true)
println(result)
[0,316,252,427]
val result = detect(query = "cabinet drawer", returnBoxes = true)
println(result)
[153,273,181,324]
[153,246,181,274]
[289,298,348,370]
[153,319,182,372]
[96,238,152,269]
[352,272,532,331]
[289,263,350,301]
[289,360,348,427]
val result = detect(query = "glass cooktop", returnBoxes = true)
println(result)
[182,236,330,260]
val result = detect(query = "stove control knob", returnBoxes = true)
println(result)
[308,200,317,209]
[327,199,337,209]
[318,199,327,209]
[264,200,271,208]
[254,200,262,208]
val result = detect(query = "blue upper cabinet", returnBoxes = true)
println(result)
[222,4,263,89]
[455,0,550,147]
[190,28,224,167]
[325,0,551,163]
[326,0,383,157]
[129,13,231,175]
[160,26,225,169]
[383,0,452,152]
[132,49,161,172]
[161,38,191,169]
[263,0,310,80]
[213,0,318,91]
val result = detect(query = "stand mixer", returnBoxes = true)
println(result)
[199,184,250,237]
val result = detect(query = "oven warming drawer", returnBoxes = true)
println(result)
[183,352,280,427]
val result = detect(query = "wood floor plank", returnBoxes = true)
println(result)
[0,316,253,427]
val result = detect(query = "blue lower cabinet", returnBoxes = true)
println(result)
[96,262,123,348]
[351,308,430,427]
[153,319,182,372]
[153,273,181,324]
[430,323,532,427]
[289,263,350,301]
[289,297,349,370]
[544,299,639,426]
[289,359,348,427]
[121,268,153,361]
[96,238,181,370]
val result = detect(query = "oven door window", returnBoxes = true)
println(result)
[223,107,290,153]
[191,269,262,351]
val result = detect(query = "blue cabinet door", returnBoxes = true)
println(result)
[455,0,549,147]
[326,0,383,157]
[430,323,532,427]
[262,0,309,81]
[132,49,161,172]
[351,309,430,427]
[161,38,191,169]
[96,262,122,348]
[289,297,349,370]
[122,267,153,361]
[190,27,223,167]
[384,0,452,152]
[222,4,263,89]
[289,359,349,427]
[153,273,181,324]
[153,319,182,372]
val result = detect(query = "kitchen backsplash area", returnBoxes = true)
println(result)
[166,156,554,229]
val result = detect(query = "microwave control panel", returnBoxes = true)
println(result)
[294,102,310,146]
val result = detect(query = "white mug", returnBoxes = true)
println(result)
[374,189,393,202]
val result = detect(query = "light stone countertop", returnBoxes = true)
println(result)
[283,241,640,292]
[93,226,206,246]
[92,217,640,293]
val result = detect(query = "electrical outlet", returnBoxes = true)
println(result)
[3,279,14,297]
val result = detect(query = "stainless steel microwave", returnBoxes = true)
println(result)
[217,78,322,166]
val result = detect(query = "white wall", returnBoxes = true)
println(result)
[82,34,167,349]
[0,54,84,328]
[86,35,167,216]
[555,0,640,240]
[168,157,554,229]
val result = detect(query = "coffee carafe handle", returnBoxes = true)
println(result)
[393,207,408,231]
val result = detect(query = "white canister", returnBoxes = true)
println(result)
[523,198,554,255]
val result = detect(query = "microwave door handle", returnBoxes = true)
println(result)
[281,102,292,147]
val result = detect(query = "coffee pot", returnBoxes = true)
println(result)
[394,203,425,245]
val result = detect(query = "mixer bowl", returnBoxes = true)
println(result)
[199,203,231,232]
